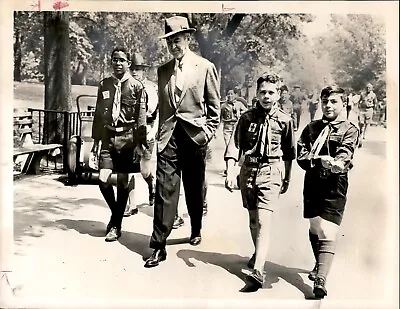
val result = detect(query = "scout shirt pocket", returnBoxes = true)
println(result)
[244,122,259,146]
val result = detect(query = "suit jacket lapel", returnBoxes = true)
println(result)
[166,61,176,109]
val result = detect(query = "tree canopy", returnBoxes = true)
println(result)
[14,11,387,101]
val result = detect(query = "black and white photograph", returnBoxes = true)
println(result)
[0,1,398,308]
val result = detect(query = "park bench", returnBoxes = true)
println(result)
[13,109,62,175]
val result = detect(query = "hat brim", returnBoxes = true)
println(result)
[159,28,196,40]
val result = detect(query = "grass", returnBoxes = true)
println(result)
[13,81,98,175]
[14,81,98,111]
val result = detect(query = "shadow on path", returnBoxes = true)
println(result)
[176,249,313,298]
[56,218,153,261]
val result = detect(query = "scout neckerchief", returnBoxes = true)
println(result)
[111,72,131,125]
[308,113,347,162]
[245,104,278,157]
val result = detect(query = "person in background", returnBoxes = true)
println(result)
[91,47,148,242]
[220,88,248,175]
[297,85,359,299]
[290,85,306,131]
[357,82,377,147]
[225,72,295,291]
[124,53,158,217]
[307,91,319,122]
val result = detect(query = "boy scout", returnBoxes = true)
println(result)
[225,73,296,291]
[124,53,158,217]
[91,47,148,242]
[220,88,247,175]
[297,85,359,299]
[358,82,377,146]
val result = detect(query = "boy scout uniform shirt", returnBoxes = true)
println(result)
[142,77,158,125]
[220,100,247,125]
[224,102,296,163]
[297,118,359,172]
[359,91,377,110]
[92,75,147,142]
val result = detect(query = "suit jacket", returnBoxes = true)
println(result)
[156,50,220,152]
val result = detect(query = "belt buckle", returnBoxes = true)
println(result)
[247,156,258,164]
[116,127,123,133]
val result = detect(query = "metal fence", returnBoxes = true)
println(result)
[27,95,96,174]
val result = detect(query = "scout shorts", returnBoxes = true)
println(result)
[239,161,283,211]
[303,169,348,225]
[99,128,140,173]
[223,122,236,146]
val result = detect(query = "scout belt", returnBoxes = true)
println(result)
[105,124,135,133]
[244,155,281,165]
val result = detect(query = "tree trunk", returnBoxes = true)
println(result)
[13,28,22,82]
[43,11,72,144]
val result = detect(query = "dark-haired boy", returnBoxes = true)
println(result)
[297,85,359,299]
[224,73,296,291]
[91,47,148,242]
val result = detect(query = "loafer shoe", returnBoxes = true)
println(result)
[246,269,264,289]
[123,208,138,217]
[105,227,121,242]
[189,235,202,246]
[172,216,184,229]
[144,248,167,268]
[313,276,327,299]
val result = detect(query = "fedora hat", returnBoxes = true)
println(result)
[130,53,150,68]
[159,16,196,39]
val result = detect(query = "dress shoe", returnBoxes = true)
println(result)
[308,263,318,281]
[144,248,167,268]
[105,227,121,242]
[248,253,256,269]
[172,216,184,229]
[246,269,264,289]
[189,235,202,246]
[123,208,138,217]
[313,276,327,299]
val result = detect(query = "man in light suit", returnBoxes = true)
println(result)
[144,16,220,268]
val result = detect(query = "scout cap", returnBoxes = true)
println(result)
[320,85,345,99]
[159,16,196,39]
[130,53,150,68]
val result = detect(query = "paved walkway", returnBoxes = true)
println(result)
[3,110,397,309]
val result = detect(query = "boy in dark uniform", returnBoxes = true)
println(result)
[224,73,296,291]
[297,85,359,299]
[91,47,148,242]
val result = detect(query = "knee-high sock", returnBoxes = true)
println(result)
[309,230,320,263]
[99,183,116,211]
[115,186,129,229]
[317,239,336,280]
[143,173,154,191]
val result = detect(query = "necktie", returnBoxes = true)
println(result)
[174,60,184,103]
[112,80,122,125]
